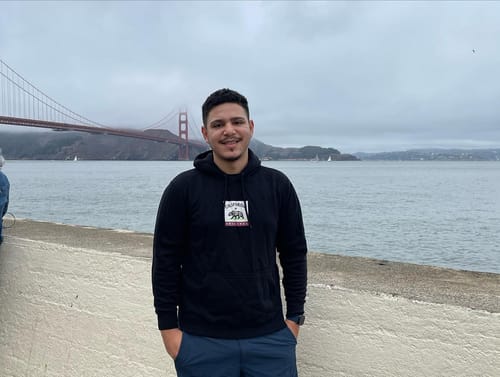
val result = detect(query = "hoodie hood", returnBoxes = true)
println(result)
[193,149,261,176]
[193,149,261,228]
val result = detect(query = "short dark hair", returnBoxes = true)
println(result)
[202,88,250,126]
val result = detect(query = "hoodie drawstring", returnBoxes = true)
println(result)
[240,173,252,228]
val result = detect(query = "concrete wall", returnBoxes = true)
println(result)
[1,220,499,377]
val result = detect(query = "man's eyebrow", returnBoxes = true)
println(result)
[209,116,246,124]
[208,119,222,126]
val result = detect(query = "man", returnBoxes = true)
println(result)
[152,89,307,377]
[0,154,10,245]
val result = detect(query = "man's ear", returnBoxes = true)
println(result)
[201,126,208,142]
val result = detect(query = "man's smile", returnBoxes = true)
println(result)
[221,138,240,145]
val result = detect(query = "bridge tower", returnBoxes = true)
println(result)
[178,111,189,160]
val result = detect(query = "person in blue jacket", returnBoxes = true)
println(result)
[0,155,10,245]
[152,88,308,377]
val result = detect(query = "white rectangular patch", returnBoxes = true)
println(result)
[224,201,249,227]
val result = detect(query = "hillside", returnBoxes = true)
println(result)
[0,131,185,160]
[250,139,358,161]
[354,149,500,161]
[0,131,358,161]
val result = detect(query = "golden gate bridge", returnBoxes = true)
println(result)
[0,59,206,160]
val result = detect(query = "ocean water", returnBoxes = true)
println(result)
[3,160,500,274]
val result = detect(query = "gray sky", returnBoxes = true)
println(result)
[1,1,499,153]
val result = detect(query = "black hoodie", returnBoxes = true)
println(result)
[152,149,307,339]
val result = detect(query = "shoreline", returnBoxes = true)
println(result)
[4,218,499,313]
[1,219,499,376]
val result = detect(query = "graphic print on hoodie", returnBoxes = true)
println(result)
[224,200,249,227]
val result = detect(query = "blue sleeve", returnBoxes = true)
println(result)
[0,175,9,216]
[5,179,8,214]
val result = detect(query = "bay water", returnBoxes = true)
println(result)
[3,160,499,274]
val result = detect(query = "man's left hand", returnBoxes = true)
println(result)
[285,319,300,338]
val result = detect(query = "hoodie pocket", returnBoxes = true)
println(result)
[200,268,280,325]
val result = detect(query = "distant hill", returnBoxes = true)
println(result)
[354,148,500,161]
[0,130,358,161]
[250,139,358,161]
[0,130,186,160]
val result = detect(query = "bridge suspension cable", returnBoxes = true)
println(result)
[188,110,204,143]
[141,108,178,130]
[0,59,108,128]
[0,58,206,159]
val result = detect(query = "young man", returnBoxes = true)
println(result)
[152,89,307,377]
[0,155,10,245]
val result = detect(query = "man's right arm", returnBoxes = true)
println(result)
[152,178,188,356]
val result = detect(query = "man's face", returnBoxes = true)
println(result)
[202,102,254,167]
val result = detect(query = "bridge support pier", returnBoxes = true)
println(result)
[178,111,189,160]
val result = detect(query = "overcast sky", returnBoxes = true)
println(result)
[1,1,499,153]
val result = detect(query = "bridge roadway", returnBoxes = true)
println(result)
[0,115,206,148]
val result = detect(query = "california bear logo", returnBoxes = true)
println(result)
[224,201,249,227]
[228,210,245,220]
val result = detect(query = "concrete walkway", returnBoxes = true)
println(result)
[1,219,499,376]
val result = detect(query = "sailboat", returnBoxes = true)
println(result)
[327,155,332,162]
[73,155,78,162]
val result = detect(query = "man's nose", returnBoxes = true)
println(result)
[223,122,236,134]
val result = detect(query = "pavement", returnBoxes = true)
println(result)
[5,218,499,313]
[1,218,499,377]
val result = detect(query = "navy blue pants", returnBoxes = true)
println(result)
[174,327,298,377]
